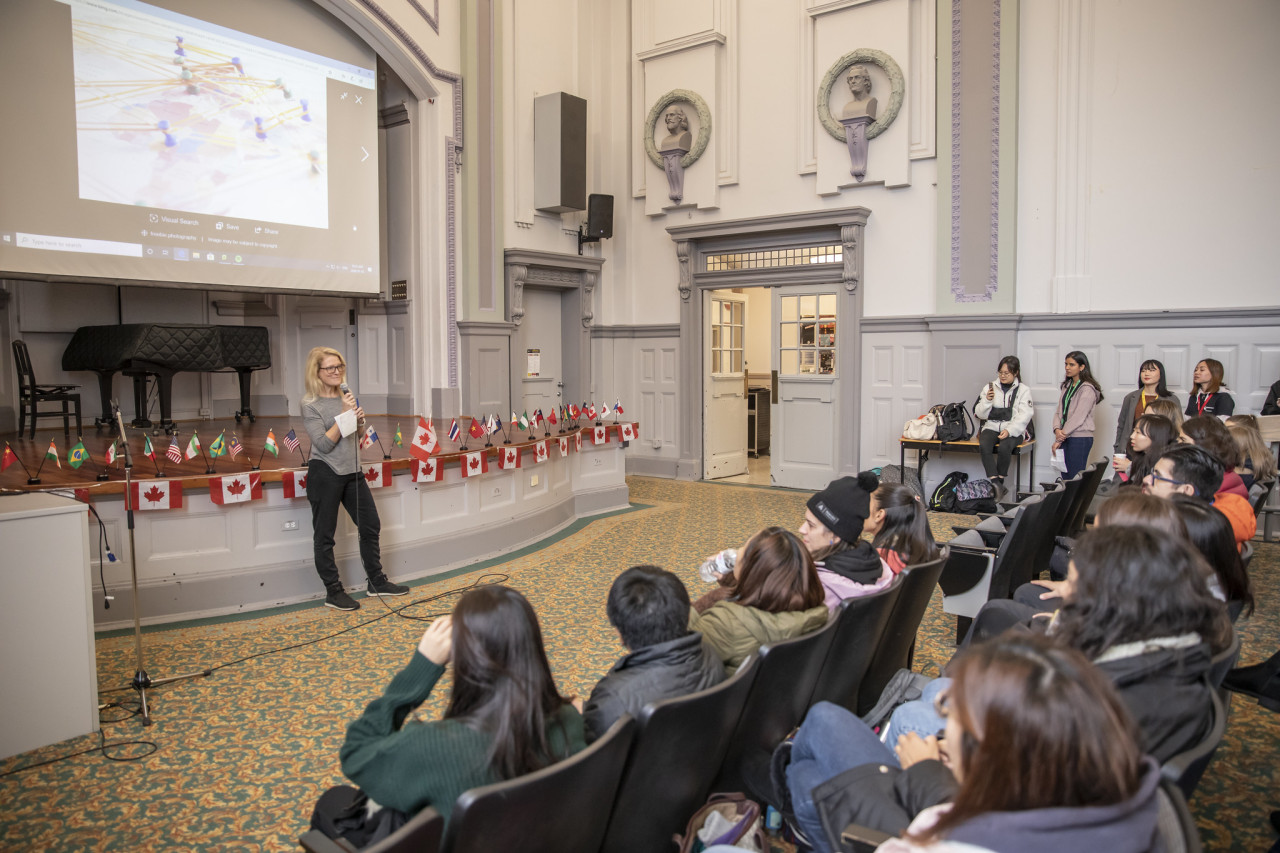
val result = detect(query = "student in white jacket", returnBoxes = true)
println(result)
[974,356,1034,500]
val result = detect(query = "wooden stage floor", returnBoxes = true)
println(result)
[1,415,619,496]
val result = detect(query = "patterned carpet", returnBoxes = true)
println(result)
[1,476,1276,851]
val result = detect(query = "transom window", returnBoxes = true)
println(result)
[779,294,837,375]
[705,245,842,272]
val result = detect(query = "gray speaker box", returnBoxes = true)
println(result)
[534,92,587,214]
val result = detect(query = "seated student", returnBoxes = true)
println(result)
[1143,396,1183,433]
[1143,443,1257,546]
[1179,415,1249,498]
[799,473,895,609]
[1169,495,1254,620]
[690,526,828,676]
[1226,414,1279,493]
[312,586,584,844]
[786,634,1165,853]
[1263,379,1280,416]
[865,482,941,576]
[1186,358,1235,419]
[581,565,725,742]
[973,355,1034,500]
[1110,414,1175,486]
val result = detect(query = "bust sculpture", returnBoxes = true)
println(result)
[840,65,877,181]
[658,106,692,204]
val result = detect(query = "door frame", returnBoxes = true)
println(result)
[702,290,749,480]
[667,208,869,482]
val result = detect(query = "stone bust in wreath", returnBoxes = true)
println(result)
[645,89,711,207]
[817,50,904,183]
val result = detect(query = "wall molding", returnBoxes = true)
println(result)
[591,324,682,339]
[862,306,1280,332]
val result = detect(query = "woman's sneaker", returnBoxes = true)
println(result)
[325,588,360,611]
[367,576,410,597]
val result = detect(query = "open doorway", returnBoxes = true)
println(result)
[704,286,772,484]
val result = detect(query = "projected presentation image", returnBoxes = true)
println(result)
[70,0,330,229]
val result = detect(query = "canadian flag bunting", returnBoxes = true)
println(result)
[130,479,183,510]
[558,436,570,457]
[209,473,262,505]
[363,462,393,488]
[592,425,609,445]
[499,446,521,470]
[574,430,583,453]
[409,416,439,462]
[461,451,488,477]
[533,440,548,464]
[413,457,444,482]
[619,422,638,442]
[283,470,309,499]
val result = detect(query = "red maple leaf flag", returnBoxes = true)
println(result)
[574,430,583,453]
[460,451,488,478]
[619,422,638,442]
[209,473,262,505]
[364,462,393,488]
[499,446,521,470]
[282,470,308,499]
[558,436,570,457]
[409,416,439,462]
[129,479,184,510]
[533,440,548,464]
[413,457,444,483]
[592,425,609,445]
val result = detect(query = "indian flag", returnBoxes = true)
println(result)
[46,440,61,469]
[263,430,279,457]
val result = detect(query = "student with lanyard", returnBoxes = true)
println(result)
[1185,358,1235,419]
[1051,350,1104,480]
[1111,359,1177,462]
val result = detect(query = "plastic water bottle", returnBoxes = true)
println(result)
[698,549,736,583]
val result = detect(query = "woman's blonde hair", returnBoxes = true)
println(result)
[302,346,345,404]
[1228,421,1278,482]
[1144,396,1183,431]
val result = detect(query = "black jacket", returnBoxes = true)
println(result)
[1095,639,1215,763]
[822,542,885,585]
[582,631,725,741]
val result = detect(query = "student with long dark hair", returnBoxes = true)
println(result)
[1226,415,1278,492]
[691,526,827,675]
[1179,415,1248,498]
[1112,414,1175,485]
[974,355,1034,500]
[1169,495,1254,619]
[312,585,584,842]
[865,482,941,573]
[1112,359,1177,460]
[1186,358,1235,418]
[1052,350,1104,479]
[784,634,1164,853]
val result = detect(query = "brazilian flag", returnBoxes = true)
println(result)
[208,431,227,457]
[68,440,90,469]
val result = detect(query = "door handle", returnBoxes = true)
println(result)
[771,370,778,405]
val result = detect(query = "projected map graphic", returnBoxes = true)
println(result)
[70,0,331,228]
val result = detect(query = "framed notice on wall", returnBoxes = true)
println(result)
[526,349,541,377]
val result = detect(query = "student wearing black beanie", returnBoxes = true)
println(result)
[800,472,888,603]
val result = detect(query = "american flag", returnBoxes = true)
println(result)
[166,436,182,464]
[283,429,301,452]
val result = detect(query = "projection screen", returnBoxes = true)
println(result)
[0,0,382,295]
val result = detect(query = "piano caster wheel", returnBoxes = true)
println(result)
[235,413,242,423]
[249,414,256,424]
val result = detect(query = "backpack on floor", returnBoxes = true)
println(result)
[876,464,924,500]
[935,402,975,443]
[953,478,998,514]
[928,471,969,512]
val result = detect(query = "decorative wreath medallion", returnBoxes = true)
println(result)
[817,49,904,142]
[645,89,712,169]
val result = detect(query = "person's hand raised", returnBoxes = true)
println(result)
[418,615,453,665]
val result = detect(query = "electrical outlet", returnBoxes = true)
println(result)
[282,520,298,531]
[199,407,211,418]
[530,474,539,487]
[490,486,501,498]
[592,457,602,467]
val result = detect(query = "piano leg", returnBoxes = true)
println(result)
[127,373,153,429]
[156,371,177,434]
[235,368,256,423]
[93,371,115,428]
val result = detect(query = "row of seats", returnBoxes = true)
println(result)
[298,551,949,853]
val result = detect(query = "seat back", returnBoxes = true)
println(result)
[1066,459,1110,536]
[807,583,902,712]
[1154,776,1203,853]
[598,656,759,853]
[1160,687,1227,802]
[1049,468,1085,538]
[712,612,842,796]
[298,807,444,853]
[442,715,636,853]
[1251,479,1275,514]
[1207,630,1241,689]
[856,549,949,717]
[988,488,1062,600]
[12,340,36,398]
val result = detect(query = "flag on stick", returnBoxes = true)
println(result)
[468,417,484,439]
[38,439,61,474]
[283,429,301,453]
[185,433,202,459]
[208,431,227,457]
[166,435,182,464]
[263,430,279,457]
[409,417,438,462]
[393,424,404,447]
[448,419,461,442]
[227,434,243,460]
[68,439,90,469]
[143,436,156,461]
[358,424,379,451]
[3,442,24,474]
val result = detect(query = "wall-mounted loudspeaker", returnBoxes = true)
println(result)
[586,194,613,239]
[533,92,587,214]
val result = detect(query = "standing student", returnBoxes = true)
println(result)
[1052,351,1104,479]
[1186,358,1235,419]
[973,355,1034,500]
[1112,359,1177,459]
[301,346,408,611]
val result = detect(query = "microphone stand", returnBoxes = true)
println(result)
[108,403,210,724]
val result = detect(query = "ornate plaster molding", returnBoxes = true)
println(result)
[405,0,439,33]
[507,264,528,326]
[817,49,905,142]
[676,240,692,302]
[840,223,861,294]
[644,89,712,170]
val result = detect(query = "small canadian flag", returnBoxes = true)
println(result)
[533,440,548,464]
[592,425,609,445]
[619,422,637,442]
[413,457,444,482]
[363,462,393,488]
[461,451,488,477]
[283,470,308,499]
[558,436,570,457]
[130,479,183,510]
[499,446,521,470]
[409,416,439,462]
[209,473,262,505]
[574,430,583,453]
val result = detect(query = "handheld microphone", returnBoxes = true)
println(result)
[340,382,363,427]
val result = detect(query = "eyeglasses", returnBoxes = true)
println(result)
[319,365,345,374]
[1144,470,1186,488]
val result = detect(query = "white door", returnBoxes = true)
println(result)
[703,293,748,479]
[771,287,839,490]
[518,288,563,421]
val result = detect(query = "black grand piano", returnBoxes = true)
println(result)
[62,324,271,432]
